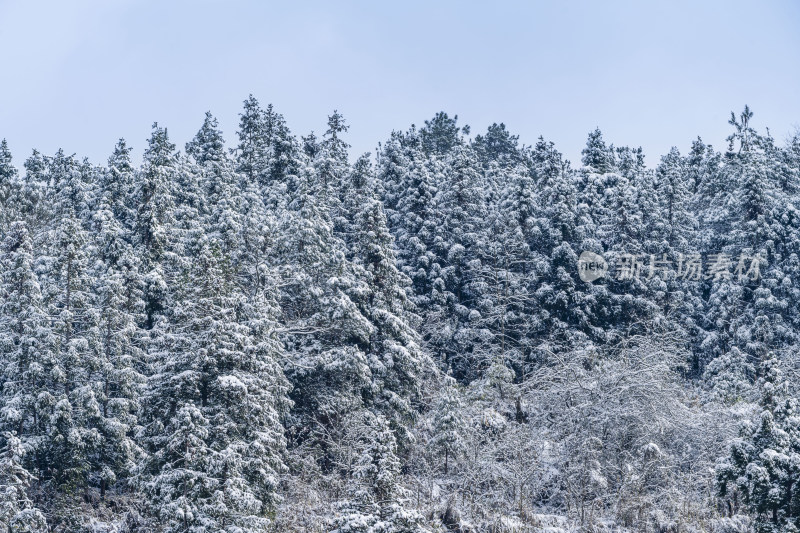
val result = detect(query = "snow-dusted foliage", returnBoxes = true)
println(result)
[0,102,798,531]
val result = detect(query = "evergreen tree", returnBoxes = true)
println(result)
[262,103,299,187]
[135,123,177,266]
[186,111,225,166]
[40,213,97,495]
[18,150,46,222]
[100,139,137,231]
[88,201,146,501]
[581,128,615,174]
[0,139,18,224]
[470,178,537,377]
[420,112,465,156]
[0,222,57,460]
[135,123,177,328]
[431,376,464,475]
[472,122,521,168]
[532,137,578,249]
[0,433,48,532]
[235,95,268,187]
[655,147,693,247]
[139,238,289,532]
[718,357,800,532]
[189,112,242,263]
[317,110,350,224]
[424,145,488,380]
[378,131,438,305]
[341,156,430,442]
[703,347,756,405]
[330,412,428,533]
[276,163,374,456]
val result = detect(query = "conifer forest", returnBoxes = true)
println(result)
[2,100,800,533]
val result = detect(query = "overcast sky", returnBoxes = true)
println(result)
[1,0,798,168]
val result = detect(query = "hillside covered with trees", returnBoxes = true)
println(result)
[1,99,799,533]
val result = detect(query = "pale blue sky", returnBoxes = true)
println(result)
[1,0,799,168]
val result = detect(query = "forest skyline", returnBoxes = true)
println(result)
[2,98,800,531]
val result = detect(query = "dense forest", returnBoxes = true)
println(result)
[1,99,799,533]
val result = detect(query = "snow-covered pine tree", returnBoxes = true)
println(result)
[134,123,177,329]
[655,147,693,249]
[717,356,800,532]
[330,411,429,533]
[40,211,98,496]
[431,375,464,475]
[0,433,48,532]
[88,198,146,501]
[340,155,431,444]
[581,128,615,174]
[235,95,268,188]
[15,150,46,226]
[420,112,465,156]
[235,96,302,206]
[699,109,794,369]
[424,144,488,380]
[188,112,243,265]
[186,111,225,167]
[100,139,137,233]
[0,139,18,226]
[472,122,522,169]
[468,170,536,378]
[262,103,300,189]
[529,139,605,352]
[703,347,756,405]
[46,150,94,226]
[531,137,578,250]
[0,222,57,456]
[275,156,374,460]
[139,236,289,532]
[378,129,438,307]
[317,111,350,234]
